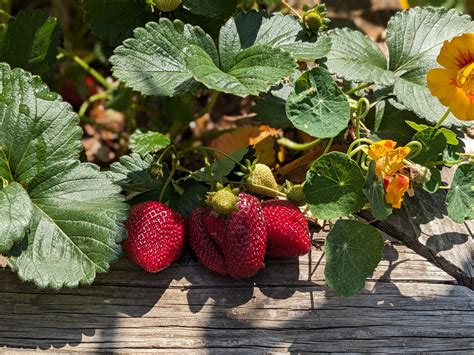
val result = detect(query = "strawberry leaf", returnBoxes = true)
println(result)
[111,18,218,97]
[304,152,366,219]
[325,220,384,297]
[185,44,296,97]
[129,130,171,157]
[0,64,128,289]
[0,10,60,79]
[182,0,238,19]
[0,182,33,254]
[82,0,154,46]
[219,11,331,66]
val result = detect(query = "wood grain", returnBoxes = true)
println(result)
[1,242,472,353]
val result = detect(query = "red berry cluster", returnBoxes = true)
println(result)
[123,193,311,278]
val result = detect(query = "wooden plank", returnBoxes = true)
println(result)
[0,243,472,353]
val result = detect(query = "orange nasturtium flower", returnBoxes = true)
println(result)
[400,0,410,9]
[368,140,411,209]
[427,33,474,121]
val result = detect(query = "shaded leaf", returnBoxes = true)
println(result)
[446,164,473,223]
[325,220,384,297]
[0,182,32,253]
[412,128,447,165]
[0,10,60,79]
[182,0,238,19]
[82,0,153,46]
[363,161,392,221]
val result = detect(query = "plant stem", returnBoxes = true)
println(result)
[280,0,302,19]
[406,141,423,160]
[159,155,178,202]
[322,138,333,154]
[195,91,219,118]
[438,185,451,190]
[78,92,109,117]
[434,108,451,129]
[348,144,369,158]
[345,83,371,96]
[228,181,287,198]
[59,49,112,90]
[346,138,374,156]
[277,137,322,151]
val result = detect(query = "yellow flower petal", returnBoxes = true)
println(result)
[427,68,458,106]
[437,33,474,70]
[385,174,410,209]
[400,0,410,9]
[450,88,474,121]
[368,140,397,161]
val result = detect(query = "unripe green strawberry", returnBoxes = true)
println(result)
[303,4,330,32]
[154,0,181,12]
[246,163,279,198]
[286,184,306,206]
[210,188,239,215]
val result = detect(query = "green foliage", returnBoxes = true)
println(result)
[0,182,33,253]
[446,164,474,223]
[0,10,60,79]
[0,64,128,289]
[111,11,329,97]
[412,128,447,165]
[304,152,367,219]
[82,0,154,46]
[363,162,392,221]
[129,130,171,157]
[286,67,350,138]
[325,220,384,297]
[186,44,296,97]
[327,8,474,126]
[111,18,217,97]
[182,0,238,19]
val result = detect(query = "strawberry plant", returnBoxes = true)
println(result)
[0,1,472,296]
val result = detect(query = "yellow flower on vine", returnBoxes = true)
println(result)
[385,174,410,209]
[368,140,411,209]
[368,140,411,177]
[400,0,410,9]
[427,33,474,122]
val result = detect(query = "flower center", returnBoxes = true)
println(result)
[456,62,474,96]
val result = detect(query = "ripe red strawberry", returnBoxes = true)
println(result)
[188,192,267,279]
[123,201,186,273]
[262,200,311,258]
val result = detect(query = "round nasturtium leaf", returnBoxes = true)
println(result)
[286,67,351,139]
[324,220,385,297]
[304,152,367,219]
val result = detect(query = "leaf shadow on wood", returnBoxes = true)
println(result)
[0,257,181,351]
[359,188,474,289]
[199,244,474,353]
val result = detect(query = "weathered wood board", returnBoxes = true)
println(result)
[360,169,473,289]
[0,241,473,353]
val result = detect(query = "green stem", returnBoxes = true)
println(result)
[346,138,374,156]
[323,138,333,154]
[228,181,287,198]
[159,155,178,202]
[280,0,302,19]
[78,92,109,117]
[438,185,451,190]
[195,91,219,118]
[345,83,371,96]
[277,137,322,151]
[348,144,369,158]
[432,159,465,166]
[60,49,112,90]
[434,108,451,129]
[406,141,423,160]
